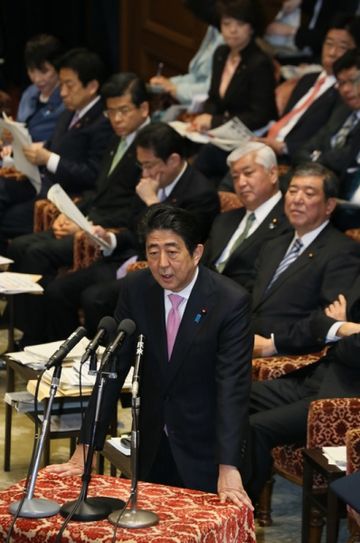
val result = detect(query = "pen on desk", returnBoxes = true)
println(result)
[156,62,164,77]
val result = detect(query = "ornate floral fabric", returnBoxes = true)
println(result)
[346,428,360,475]
[0,472,256,542]
[272,398,360,489]
[252,351,325,381]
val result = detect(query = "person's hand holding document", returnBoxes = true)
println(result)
[47,184,111,250]
[0,113,42,193]
[189,113,213,133]
[52,213,80,239]
[170,117,253,151]
[23,141,51,166]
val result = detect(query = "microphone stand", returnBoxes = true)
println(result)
[9,365,63,518]
[108,335,159,528]
[59,352,125,521]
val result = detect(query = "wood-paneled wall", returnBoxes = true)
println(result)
[118,0,283,80]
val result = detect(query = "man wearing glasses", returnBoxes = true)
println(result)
[8,72,150,346]
[294,48,360,188]
[43,122,220,341]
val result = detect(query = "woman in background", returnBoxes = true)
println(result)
[192,0,277,181]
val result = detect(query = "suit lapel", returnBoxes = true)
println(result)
[252,232,292,307]
[256,225,332,305]
[164,268,214,388]
[227,200,286,265]
[212,209,245,261]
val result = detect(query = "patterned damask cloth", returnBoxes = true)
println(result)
[0,471,256,542]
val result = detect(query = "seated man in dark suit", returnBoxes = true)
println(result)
[0,48,112,239]
[257,15,358,162]
[294,48,360,190]
[219,15,358,192]
[293,0,359,62]
[248,273,360,502]
[46,205,253,509]
[251,162,360,357]
[203,141,291,291]
[8,73,150,346]
[43,122,220,340]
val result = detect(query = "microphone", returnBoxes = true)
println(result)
[101,318,136,378]
[132,334,145,398]
[45,326,87,370]
[80,316,117,372]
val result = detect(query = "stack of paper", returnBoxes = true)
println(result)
[0,272,43,294]
[322,446,347,470]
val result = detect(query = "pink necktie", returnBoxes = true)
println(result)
[268,75,327,140]
[166,293,184,359]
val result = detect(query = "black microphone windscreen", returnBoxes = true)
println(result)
[118,318,136,336]
[98,316,117,341]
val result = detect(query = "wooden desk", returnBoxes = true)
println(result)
[3,358,89,471]
[4,357,40,471]
[0,471,256,542]
[302,448,346,543]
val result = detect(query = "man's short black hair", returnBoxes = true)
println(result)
[326,14,360,47]
[290,162,339,199]
[56,47,106,87]
[101,72,149,106]
[333,47,360,77]
[139,204,202,255]
[24,34,63,70]
[135,122,186,161]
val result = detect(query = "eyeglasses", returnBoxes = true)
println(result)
[103,106,137,118]
[136,159,163,171]
[335,72,360,89]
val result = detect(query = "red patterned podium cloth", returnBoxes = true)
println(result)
[0,472,256,542]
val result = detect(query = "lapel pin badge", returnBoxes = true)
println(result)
[195,308,207,323]
[269,218,278,230]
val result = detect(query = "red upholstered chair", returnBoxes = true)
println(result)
[257,397,360,543]
[33,199,59,232]
[345,428,360,538]
[252,351,326,381]
[345,229,360,243]
[33,199,102,272]
[218,190,243,212]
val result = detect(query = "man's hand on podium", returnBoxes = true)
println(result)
[43,443,94,476]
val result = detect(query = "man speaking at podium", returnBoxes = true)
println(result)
[46,205,253,509]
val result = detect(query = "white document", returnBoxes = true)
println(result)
[322,446,347,470]
[0,113,42,193]
[6,350,47,370]
[24,337,91,360]
[0,272,43,294]
[170,117,253,151]
[47,184,111,250]
[0,255,14,267]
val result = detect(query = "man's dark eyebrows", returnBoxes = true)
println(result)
[146,241,179,249]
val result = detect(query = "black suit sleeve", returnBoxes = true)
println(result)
[215,288,253,467]
[331,332,360,369]
[53,117,113,193]
[273,247,360,354]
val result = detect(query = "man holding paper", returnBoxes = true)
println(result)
[8,73,150,346]
[0,48,112,241]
